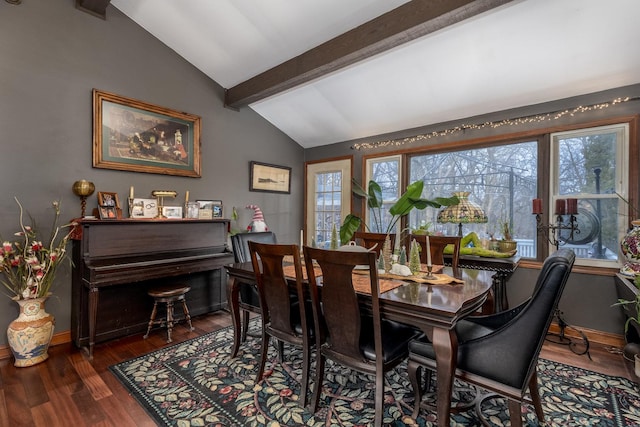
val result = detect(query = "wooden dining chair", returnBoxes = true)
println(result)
[353,231,395,257]
[303,246,422,426]
[230,232,277,345]
[248,241,314,407]
[409,234,461,270]
[407,248,575,426]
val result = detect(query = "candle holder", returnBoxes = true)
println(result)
[535,213,580,250]
[424,264,437,280]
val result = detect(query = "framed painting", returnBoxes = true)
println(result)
[249,161,291,194]
[92,89,201,177]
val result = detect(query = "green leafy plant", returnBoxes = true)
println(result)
[339,179,459,244]
[612,275,640,335]
[501,220,513,241]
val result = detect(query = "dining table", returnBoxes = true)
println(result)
[224,262,494,427]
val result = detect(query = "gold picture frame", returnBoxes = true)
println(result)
[92,89,201,178]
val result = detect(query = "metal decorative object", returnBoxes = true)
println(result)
[151,190,177,218]
[72,180,95,217]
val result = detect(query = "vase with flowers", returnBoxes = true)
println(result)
[1,198,75,367]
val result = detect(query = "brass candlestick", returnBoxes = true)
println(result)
[424,264,437,280]
[72,180,95,217]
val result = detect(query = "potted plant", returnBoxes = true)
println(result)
[613,275,640,350]
[0,198,75,367]
[498,220,517,252]
[339,179,459,245]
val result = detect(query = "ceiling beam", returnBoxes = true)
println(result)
[224,0,513,109]
[75,0,111,20]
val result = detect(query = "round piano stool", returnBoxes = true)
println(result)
[143,284,194,343]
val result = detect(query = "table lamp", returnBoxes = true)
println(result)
[72,179,95,217]
[437,191,487,236]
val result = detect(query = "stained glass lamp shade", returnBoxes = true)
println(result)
[437,191,488,236]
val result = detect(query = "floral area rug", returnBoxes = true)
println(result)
[109,319,640,426]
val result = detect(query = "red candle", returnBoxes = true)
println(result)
[566,198,578,215]
[532,198,543,214]
[555,199,566,215]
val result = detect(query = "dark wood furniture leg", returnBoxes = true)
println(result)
[432,327,458,427]
[493,272,509,312]
[227,275,242,358]
[88,286,99,360]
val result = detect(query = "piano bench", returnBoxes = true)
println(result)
[143,284,195,343]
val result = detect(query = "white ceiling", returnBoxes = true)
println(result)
[111,0,640,149]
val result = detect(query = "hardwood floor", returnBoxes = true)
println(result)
[0,311,637,427]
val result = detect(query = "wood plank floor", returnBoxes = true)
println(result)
[0,311,637,427]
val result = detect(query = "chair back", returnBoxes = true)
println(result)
[303,247,381,364]
[409,234,461,270]
[248,241,306,341]
[353,232,395,257]
[459,248,575,390]
[231,231,277,263]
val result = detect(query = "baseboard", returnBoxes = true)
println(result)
[0,330,71,361]
[0,327,625,361]
[548,322,625,348]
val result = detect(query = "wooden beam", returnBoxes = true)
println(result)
[225,0,513,109]
[75,0,111,20]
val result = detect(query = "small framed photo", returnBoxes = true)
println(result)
[97,191,120,209]
[196,200,222,219]
[130,198,157,218]
[162,206,183,219]
[98,205,117,220]
[185,201,200,219]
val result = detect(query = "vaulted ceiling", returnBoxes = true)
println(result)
[108,0,640,148]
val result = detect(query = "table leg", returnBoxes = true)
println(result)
[227,275,241,358]
[492,272,509,312]
[432,327,458,427]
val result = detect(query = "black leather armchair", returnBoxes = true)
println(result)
[230,232,277,342]
[407,248,575,426]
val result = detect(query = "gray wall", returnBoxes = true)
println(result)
[306,84,640,337]
[0,0,304,346]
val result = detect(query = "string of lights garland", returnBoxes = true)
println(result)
[352,96,640,151]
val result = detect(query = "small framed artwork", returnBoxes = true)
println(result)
[130,198,157,218]
[185,201,200,219]
[196,200,221,219]
[99,205,117,219]
[97,191,120,209]
[162,206,183,219]
[250,161,291,194]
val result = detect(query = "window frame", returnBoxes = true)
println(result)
[358,116,639,273]
[305,156,352,248]
[549,123,630,268]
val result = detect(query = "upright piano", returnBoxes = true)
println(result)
[71,219,234,358]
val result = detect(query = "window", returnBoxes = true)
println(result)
[355,118,634,267]
[408,142,538,257]
[364,155,402,235]
[550,124,629,267]
[305,158,351,248]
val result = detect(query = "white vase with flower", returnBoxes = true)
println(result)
[1,198,75,367]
